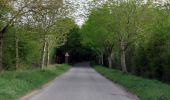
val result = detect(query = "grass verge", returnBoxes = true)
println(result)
[0,64,70,100]
[95,66,170,100]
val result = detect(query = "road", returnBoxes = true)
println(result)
[25,62,138,100]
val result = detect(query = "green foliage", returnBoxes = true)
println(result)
[0,0,76,70]
[81,5,115,56]
[3,27,41,70]
[95,66,170,100]
[81,0,170,82]
[51,18,76,48]
[56,26,94,63]
[129,9,170,81]
[0,64,70,100]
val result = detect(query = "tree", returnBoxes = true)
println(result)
[107,0,152,72]
[25,0,74,69]
[45,18,75,66]
[0,0,43,70]
[81,6,115,68]
[0,0,75,70]
[133,6,170,80]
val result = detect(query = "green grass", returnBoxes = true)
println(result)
[95,66,170,100]
[0,64,70,100]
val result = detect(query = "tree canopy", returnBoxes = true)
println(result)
[80,0,170,82]
[0,0,76,70]
[0,0,170,83]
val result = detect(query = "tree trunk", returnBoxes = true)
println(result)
[98,57,100,64]
[15,37,19,70]
[98,55,101,65]
[46,42,50,67]
[95,56,98,64]
[0,37,3,70]
[101,54,104,65]
[99,54,103,65]
[41,38,47,69]
[0,25,9,70]
[108,53,113,69]
[65,56,68,64]
[98,54,104,65]
[121,50,127,72]
[120,41,128,73]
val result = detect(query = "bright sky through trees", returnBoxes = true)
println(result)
[70,0,169,26]
[69,0,90,26]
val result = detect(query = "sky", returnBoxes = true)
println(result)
[70,0,107,26]
[69,0,91,26]
[69,0,168,26]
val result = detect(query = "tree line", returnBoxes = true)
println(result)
[1,0,170,83]
[0,0,76,70]
[81,0,170,82]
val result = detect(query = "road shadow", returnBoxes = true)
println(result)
[73,62,91,68]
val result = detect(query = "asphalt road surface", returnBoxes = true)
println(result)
[26,62,138,100]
